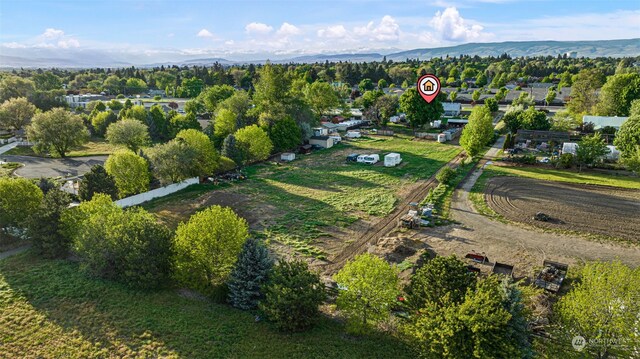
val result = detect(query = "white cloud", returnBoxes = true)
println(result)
[57,38,80,48]
[225,40,235,45]
[1,42,27,49]
[430,7,485,41]
[196,28,214,38]
[354,15,400,42]
[317,25,348,39]
[42,28,64,39]
[245,22,273,35]
[277,22,301,37]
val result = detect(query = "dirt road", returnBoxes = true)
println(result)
[424,137,640,274]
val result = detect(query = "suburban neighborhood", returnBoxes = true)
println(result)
[1,1,639,358]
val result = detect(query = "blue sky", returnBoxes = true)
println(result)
[1,0,639,59]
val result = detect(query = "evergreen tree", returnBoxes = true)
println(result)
[222,134,244,166]
[227,238,274,310]
[79,164,118,201]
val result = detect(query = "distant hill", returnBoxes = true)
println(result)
[1,38,638,68]
[386,39,640,61]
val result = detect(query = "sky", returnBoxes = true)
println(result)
[0,0,639,61]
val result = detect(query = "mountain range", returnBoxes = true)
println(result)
[1,38,638,68]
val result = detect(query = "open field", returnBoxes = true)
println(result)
[0,252,410,358]
[4,138,118,158]
[145,137,461,263]
[485,176,640,243]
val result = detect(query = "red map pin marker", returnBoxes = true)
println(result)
[417,74,441,104]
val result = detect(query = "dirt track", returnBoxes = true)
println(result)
[322,152,467,274]
[485,177,640,242]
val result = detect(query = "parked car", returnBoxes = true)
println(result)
[346,153,359,162]
[539,157,551,163]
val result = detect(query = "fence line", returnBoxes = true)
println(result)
[115,177,199,208]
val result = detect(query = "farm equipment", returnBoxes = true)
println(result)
[465,252,488,264]
[492,262,514,277]
[534,260,568,293]
[533,212,551,222]
[400,210,422,229]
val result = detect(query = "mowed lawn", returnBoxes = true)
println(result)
[0,253,411,359]
[146,137,461,258]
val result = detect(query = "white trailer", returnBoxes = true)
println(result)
[357,154,379,164]
[281,153,296,162]
[346,130,362,138]
[384,153,402,167]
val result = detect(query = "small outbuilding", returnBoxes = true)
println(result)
[309,136,334,149]
[281,153,296,162]
[346,130,362,138]
[384,153,402,167]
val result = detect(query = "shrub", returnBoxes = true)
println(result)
[555,153,575,169]
[27,189,72,258]
[227,238,274,310]
[79,165,118,201]
[260,260,325,332]
[217,156,237,173]
[0,177,43,229]
[333,253,400,334]
[407,255,475,309]
[436,166,456,186]
[63,194,172,289]
[173,206,248,295]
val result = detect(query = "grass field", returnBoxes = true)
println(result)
[0,162,21,177]
[485,165,640,189]
[146,137,461,259]
[5,138,118,158]
[0,252,411,358]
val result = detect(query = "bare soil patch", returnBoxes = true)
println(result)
[485,176,640,242]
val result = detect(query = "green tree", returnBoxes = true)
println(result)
[104,149,150,198]
[175,128,218,175]
[78,165,118,201]
[200,84,235,113]
[64,194,172,289]
[147,104,169,140]
[214,108,237,141]
[449,90,458,103]
[106,118,150,152]
[436,166,456,186]
[168,112,200,138]
[125,78,148,94]
[27,108,89,157]
[511,92,535,108]
[222,134,244,166]
[334,253,400,334]
[260,260,325,332]
[358,78,374,92]
[377,78,388,89]
[0,97,36,131]
[475,73,488,87]
[595,73,640,116]
[0,75,35,103]
[399,88,444,131]
[217,90,253,128]
[33,71,62,91]
[26,189,71,258]
[304,81,340,117]
[471,90,481,104]
[460,106,494,157]
[502,108,524,133]
[576,132,609,170]
[91,111,117,137]
[484,97,499,113]
[269,116,302,152]
[521,108,551,130]
[613,114,640,158]
[235,125,273,163]
[173,205,249,294]
[147,140,198,184]
[365,94,398,128]
[408,255,475,309]
[253,63,290,118]
[568,69,605,115]
[545,89,557,106]
[227,238,274,310]
[107,99,123,111]
[0,177,43,230]
[621,145,640,173]
[554,261,639,359]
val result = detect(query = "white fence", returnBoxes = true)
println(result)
[115,177,199,208]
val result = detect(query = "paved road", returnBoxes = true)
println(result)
[1,155,107,178]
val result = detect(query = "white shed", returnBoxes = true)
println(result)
[384,153,402,167]
[281,153,296,162]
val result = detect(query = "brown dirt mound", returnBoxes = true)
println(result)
[485,177,640,242]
